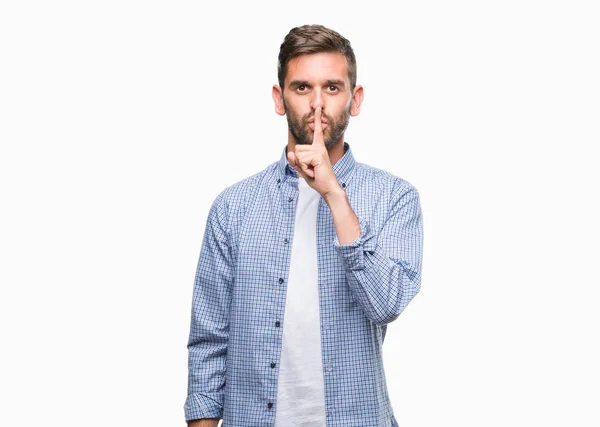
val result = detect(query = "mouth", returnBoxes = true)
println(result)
[308,121,328,131]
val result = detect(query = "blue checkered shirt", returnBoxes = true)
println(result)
[185,142,424,426]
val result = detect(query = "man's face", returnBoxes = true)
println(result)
[279,52,355,149]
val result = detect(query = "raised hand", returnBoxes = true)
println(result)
[287,107,341,198]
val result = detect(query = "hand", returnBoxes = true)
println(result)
[287,107,341,198]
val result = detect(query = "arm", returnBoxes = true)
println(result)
[328,182,424,325]
[187,419,220,427]
[184,192,233,422]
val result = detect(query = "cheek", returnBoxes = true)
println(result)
[286,97,309,113]
[331,99,351,117]
[330,107,347,123]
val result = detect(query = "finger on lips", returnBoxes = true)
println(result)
[315,107,322,132]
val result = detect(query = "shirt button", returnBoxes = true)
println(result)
[288,196,293,202]
[342,183,346,188]
[267,402,273,409]
[277,178,281,184]
[271,362,276,368]
[279,278,284,284]
[275,321,280,327]
[284,238,289,244]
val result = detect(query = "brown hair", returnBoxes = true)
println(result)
[277,24,357,92]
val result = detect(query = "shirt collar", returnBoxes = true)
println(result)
[276,141,357,186]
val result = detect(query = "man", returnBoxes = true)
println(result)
[185,24,423,427]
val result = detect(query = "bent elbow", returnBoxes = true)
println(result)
[372,279,421,326]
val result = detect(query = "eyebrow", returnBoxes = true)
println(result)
[325,80,346,88]
[288,79,346,89]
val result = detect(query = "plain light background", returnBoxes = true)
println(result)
[1,1,599,426]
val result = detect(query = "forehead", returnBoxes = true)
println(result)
[285,52,349,85]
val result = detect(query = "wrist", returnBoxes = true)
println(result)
[323,186,346,204]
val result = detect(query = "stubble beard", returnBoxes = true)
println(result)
[283,98,351,150]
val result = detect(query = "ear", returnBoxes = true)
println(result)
[350,85,364,117]
[272,85,286,116]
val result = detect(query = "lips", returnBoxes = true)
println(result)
[308,121,328,130]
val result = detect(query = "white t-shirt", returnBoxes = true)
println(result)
[274,176,327,427]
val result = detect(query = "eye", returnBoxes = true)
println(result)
[328,85,339,92]
[297,85,307,92]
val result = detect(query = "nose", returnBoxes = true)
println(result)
[310,88,325,112]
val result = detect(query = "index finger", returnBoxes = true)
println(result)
[313,106,324,146]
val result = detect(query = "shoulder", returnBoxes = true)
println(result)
[208,161,278,226]
[353,161,420,198]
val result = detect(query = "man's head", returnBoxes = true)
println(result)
[277,25,357,93]
[272,25,364,149]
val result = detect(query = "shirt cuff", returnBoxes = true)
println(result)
[184,392,223,422]
[332,216,377,270]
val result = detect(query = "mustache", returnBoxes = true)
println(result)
[304,112,333,124]
[303,114,335,126]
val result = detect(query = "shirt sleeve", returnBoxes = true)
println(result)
[184,191,233,421]
[332,182,423,325]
